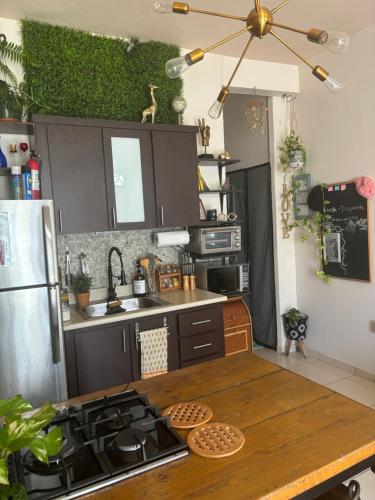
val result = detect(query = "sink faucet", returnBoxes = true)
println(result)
[107,247,127,301]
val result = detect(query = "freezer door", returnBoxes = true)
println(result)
[0,200,59,289]
[0,285,67,407]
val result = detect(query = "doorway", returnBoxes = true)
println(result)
[223,93,277,349]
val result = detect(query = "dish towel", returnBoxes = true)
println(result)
[139,327,168,379]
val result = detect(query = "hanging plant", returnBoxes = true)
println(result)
[279,130,307,173]
[289,184,332,283]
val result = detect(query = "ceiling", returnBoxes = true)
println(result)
[1,0,374,64]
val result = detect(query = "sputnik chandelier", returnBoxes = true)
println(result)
[154,0,349,119]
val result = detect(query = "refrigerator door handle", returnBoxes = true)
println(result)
[42,205,59,284]
[48,285,62,364]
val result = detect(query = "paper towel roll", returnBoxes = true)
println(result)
[155,231,190,247]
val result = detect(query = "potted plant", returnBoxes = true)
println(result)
[282,308,308,341]
[280,130,307,172]
[71,272,93,308]
[0,34,23,120]
[0,395,62,498]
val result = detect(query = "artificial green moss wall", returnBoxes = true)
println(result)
[21,20,182,123]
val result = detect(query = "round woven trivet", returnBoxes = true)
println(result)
[162,402,213,429]
[187,422,245,458]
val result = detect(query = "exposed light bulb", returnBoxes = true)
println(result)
[165,55,190,79]
[153,0,173,13]
[324,75,344,94]
[208,99,224,120]
[319,31,350,54]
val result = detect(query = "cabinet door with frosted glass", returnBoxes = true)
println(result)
[103,128,157,230]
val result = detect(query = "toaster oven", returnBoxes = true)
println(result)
[188,226,241,256]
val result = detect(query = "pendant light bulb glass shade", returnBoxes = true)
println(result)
[165,55,190,79]
[208,98,224,120]
[324,75,344,94]
[153,0,173,13]
[319,31,350,54]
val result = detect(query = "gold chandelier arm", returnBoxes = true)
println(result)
[204,25,253,54]
[269,29,314,69]
[267,21,308,36]
[271,0,292,15]
[227,35,255,88]
[189,7,247,21]
[255,0,261,13]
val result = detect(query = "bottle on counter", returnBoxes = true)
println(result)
[11,166,23,200]
[0,145,7,168]
[22,166,32,200]
[61,288,71,322]
[27,153,41,200]
[133,262,146,297]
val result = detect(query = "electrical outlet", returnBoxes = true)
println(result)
[369,321,375,333]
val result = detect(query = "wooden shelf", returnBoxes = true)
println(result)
[0,120,34,135]
[199,189,240,195]
[198,158,240,167]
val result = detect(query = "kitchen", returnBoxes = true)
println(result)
[1,1,375,499]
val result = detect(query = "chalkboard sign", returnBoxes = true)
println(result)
[322,181,371,281]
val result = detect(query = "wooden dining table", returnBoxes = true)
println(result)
[77,352,375,499]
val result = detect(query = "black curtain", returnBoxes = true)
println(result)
[228,163,277,349]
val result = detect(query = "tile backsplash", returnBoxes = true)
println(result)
[57,229,180,289]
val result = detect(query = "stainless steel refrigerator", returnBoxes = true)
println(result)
[0,200,67,407]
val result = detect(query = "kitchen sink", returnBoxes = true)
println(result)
[82,296,170,318]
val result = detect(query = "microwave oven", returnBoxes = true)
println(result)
[188,226,241,256]
[195,263,250,295]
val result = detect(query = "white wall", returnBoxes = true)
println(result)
[295,24,375,374]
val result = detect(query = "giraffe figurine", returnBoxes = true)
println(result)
[141,84,158,124]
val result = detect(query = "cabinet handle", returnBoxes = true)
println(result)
[112,207,117,230]
[193,342,213,350]
[192,319,211,326]
[160,205,164,226]
[58,209,63,233]
[122,328,126,352]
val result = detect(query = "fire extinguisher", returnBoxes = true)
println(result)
[27,152,41,200]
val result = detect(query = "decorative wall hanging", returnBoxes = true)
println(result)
[141,83,158,123]
[245,91,268,134]
[21,20,182,123]
[154,0,349,118]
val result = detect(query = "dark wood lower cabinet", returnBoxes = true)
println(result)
[73,323,132,396]
[129,314,179,381]
[64,304,224,398]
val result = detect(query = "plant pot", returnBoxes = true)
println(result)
[288,150,304,171]
[282,313,308,340]
[75,291,90,308]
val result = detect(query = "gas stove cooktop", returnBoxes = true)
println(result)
[10,390,189,499]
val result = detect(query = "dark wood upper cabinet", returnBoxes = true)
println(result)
[103,128,157,231]
[74,323,132,396]
[152,131,200,228]
[34,115,199,233]
[46,124,109,234]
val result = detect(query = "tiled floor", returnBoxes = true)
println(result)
[255,347,375,499]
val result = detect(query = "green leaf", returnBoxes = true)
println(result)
[0,458,8,485]
[0,482,28,500]
[28,426,62,464]
[43,427,62,457]
[28,436,49,464]
[0,395,32,418]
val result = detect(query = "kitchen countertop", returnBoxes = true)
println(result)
[63,289,227,331]
[67,353,375,499]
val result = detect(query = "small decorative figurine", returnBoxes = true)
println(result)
[141,84,158,124]
[172,95,187,125]
[198,118,214,159]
